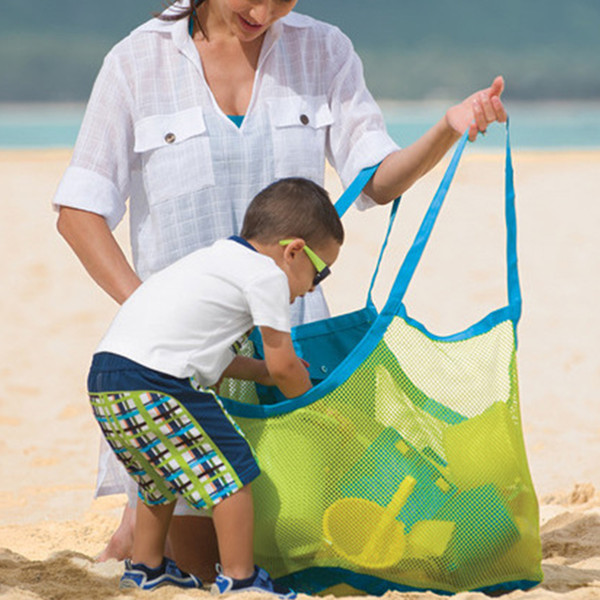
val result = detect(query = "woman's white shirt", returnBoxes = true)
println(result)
[53,11,399,286]
[57,7,400,503]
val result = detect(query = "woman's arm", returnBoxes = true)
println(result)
[365,76,508,205]
[364,117,461,204]
[57,207,141,305]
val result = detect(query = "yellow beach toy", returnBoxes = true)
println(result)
[323,476,416,570]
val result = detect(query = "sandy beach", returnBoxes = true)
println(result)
[0,147,598,599]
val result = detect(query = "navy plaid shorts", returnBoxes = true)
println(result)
[87,352,260,509]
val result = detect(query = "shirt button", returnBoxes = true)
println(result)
[300,114,309,125]
[164,132,176,144]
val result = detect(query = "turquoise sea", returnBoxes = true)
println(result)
[1,102,600,150]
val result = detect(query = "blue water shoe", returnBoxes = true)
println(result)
[119,557,202,590]
[211,565,296,598]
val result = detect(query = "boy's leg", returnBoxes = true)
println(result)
[211,485,254,579]
[122,498,202,591]
[167,515,220,582]
[210,484,296,598]
[132,498,176,568]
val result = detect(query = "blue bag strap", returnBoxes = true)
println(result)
[366,197,401,310]
[384,120,522,324]
[334,163,380,218]
[334,162,402,310]
[505,121,522,322]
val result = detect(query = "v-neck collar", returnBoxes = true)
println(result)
[137,6,286,124]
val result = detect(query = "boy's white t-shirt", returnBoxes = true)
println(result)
[96,238,291,387]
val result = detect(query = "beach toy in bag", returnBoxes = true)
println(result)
[220,122,543,595]
[327,426,460,571]
[337,427,456,530]
[323,475,416,569]
[436,400,540,574]
[248,406,377,575]
[442,401,522,490]
[433,483,520,573]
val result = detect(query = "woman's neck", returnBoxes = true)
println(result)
[192,10,264,114]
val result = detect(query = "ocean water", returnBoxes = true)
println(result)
[1,102,599,150]
[382,102,600,151]
[0,104,86,149]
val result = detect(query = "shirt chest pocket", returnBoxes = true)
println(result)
[269,96,333,183]
[134,107,216,206]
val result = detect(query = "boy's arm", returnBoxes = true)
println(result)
[259,326,312,399]
[221,355,274,386]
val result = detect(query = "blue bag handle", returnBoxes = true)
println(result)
[504,121,522,322]
[334,163,402,311]
[383,120,522,324]
[332,120,521,326]
[365,197,401,310]
[334,163,379,218]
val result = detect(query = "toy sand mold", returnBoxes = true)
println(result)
[220,123,543,595]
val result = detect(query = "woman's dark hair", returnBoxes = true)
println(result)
[156,0,206,37]
[241,178,344,248]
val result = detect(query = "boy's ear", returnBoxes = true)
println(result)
[281,238,305,261]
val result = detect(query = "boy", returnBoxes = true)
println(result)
[87,178,343,595]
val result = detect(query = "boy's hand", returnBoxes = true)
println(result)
[251,358,309,388]
[253,360,276,387]
[219,334,312,397]
[220,356,274,386]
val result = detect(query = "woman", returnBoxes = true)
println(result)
[54,0,506,580]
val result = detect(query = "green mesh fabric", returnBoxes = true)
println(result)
[224,315,542,595]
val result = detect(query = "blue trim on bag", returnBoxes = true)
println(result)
[275,566,540,596]
[396,303,518,343]
[223,294,477,423]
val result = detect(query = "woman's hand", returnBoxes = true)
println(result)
[364,76,508,204]
[445,76,508,141]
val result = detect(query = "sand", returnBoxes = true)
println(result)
[0,147,599,599]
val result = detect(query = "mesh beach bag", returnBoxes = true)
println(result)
[219,122,543,595]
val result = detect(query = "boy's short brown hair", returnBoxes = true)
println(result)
[240,178,344,247]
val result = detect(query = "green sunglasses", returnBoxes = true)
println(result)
[279,239,331,286]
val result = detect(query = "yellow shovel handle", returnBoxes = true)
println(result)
[359,475,416,559]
